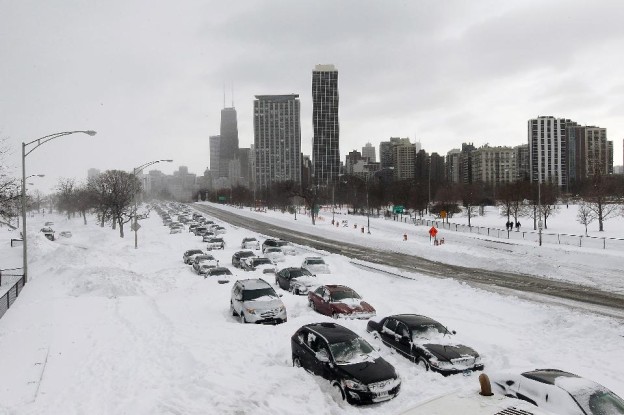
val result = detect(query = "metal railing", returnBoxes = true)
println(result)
[403,218,624,250]
[0,268,25,320]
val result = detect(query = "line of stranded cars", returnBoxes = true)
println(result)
[156,204,624,413]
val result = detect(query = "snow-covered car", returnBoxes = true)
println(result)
[291,323,400,405]
[366,314,484,376]
[232,250,256,268]
[400,374,553,415]
[241,237,260,250]
[183,249,204,264]
[44,221,54,226]
[59,231,73,238]
[308,285,376,319]
[213,226,227,235]
[275,267,316,295]
[230,278,286,324]
[240,257,276,274]
[193,226,209,236]
[205,237,225,250]
[170,226,183,234]
[264,247,286,263]
[201,232,216,241]
[192,254,218,273]
[40,227,55,240]
[301,257,330,274]
[490,369,624,415]
[203,266,233,283]
[261,239,297,255]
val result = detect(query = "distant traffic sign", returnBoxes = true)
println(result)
[131,223,141,232]
[429,226,438,238]
[393,205,404,214]
[440,210,447,219]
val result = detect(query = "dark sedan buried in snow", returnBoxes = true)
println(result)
[366,314,484,376]
[275,267,316,295]
[291,322,401,405]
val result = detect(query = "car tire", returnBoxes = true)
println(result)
[293,288,299,295]
[230,303,236,316]
[417,357,430,371]
[332,312,339,319]
[309,300,316,311]
[240,312,247,324]
[292,356,301,367]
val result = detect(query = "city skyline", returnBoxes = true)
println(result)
[1,0,624,192]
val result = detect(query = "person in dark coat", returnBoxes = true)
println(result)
[516,221,521,231]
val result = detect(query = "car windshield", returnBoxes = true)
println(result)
[329,337,377,365]
[210,268,232,275]
[187,250,202,256]
[239,251,255,258]
[266,248,282,253]
[253,258,272,265]
[330,289,361,301]
[276,241,290,247]
[290,269,312,278]
[196,255,214,261]
[587,389,624,414]
[306,259,324,265]
[411,323,450,340]
[242,287,276,301]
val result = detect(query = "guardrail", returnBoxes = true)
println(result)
[408,218,624,250]
[0,268,25,320]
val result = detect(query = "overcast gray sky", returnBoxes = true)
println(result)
[2,0,623,192]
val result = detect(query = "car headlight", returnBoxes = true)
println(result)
[429,358,454,369]
[245,307,256,314]
[343,379,368,391]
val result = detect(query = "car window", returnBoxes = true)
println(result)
[587,389,624,414]
[242,287,276,301]
[290,269,312,278]
[383,318,398,333]
[329,337,376,365]
[314,287,324,295]
[330,289,361,301]
[397,323,409,338]
[307,259,324,265]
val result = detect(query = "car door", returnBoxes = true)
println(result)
[306,333,331,378]
[277,269,290,290]
[394,322,412,357]
[310,287,324,311]
[296,330,318,374]
[380,318,399,350]
[318,288,333,316]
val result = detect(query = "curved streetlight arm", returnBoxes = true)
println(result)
[24,130,96,157]
[133,159,173,175]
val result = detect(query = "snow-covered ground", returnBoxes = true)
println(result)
[0,203,622,415]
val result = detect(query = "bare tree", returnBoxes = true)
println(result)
[56,178,76,219]
[582,169,620,232]
[460,183,484,227]
[99,170,141,237]
[0,137,20,227]
[576,202,596,236]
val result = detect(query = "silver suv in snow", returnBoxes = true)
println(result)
[230,278,287,325]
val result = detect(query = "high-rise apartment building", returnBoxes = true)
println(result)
[528,116,572,187]
[312,64,340,185]
[392,138,416,181]
[470,145,516,185]
[209,135,220,174]
[514,144,530,181]
[253,94,302,191]
[219,107,239,178]
[379,137,402,169]
[446,149,461,183]
[362,142,376,162]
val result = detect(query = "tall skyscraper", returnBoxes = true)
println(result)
[528,116,572,188]
[219,107,239,178]
[392,138,416,180]
[362,142,376,162]
[209,135,221,174]
[312,64,340,185]
[253,94,302,191]
[379,137,402,169]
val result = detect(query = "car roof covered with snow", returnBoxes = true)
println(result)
[237,278,271,290]
[304,322,358,344]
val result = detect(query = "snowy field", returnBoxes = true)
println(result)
[0,203,623,415]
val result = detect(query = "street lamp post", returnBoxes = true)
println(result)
[132,159,173,249]
[22,131,96,283]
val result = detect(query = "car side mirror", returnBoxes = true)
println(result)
[452,330,456,335]
[278,293,283,297]
[316,350,330,363]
